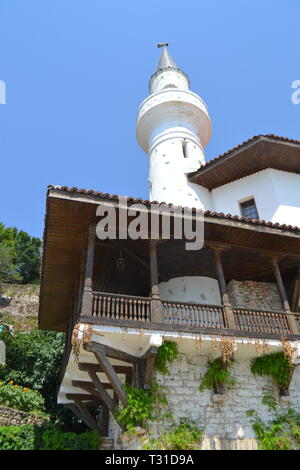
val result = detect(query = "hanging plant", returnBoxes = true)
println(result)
[250,351,293,396]
[71,323,92,363]
[199,357,237,394]
[154,341,179,375]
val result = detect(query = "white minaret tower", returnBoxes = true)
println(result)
[136,44,212,209]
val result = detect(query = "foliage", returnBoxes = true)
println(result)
[0,424,37,450]
[150,380,173,422]
[247,387,300,450]
[250,351,293,391]
[0,380,45,413]
[0,424,103,450]
[0,330,66,421]
[39,426,103,450]
[199,357,237,393]
[0,244,21,283]
[154,340,179,375]
[117,385,154,430]
[143,419,204,450]
[0,222,41,284]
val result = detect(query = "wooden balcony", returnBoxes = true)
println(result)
[78,291,300,340]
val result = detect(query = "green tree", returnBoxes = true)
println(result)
[0,222,41,284]
[0,243,20,283]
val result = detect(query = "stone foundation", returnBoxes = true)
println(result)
[228,280,282,311]
[0,405,45,426]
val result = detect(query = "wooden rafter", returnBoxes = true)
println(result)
[87,343,127,407]
[86,342,138,364]
[78,362,133,376]
[73,398,102,433]
[72,379,113,391]
[86,368,116,413]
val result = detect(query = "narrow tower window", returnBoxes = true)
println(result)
[182,140,188,158]
[239,198,259,219]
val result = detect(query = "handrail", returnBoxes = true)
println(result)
[85,291,299,337]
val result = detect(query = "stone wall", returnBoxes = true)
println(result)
[0,405,44,426]
[0,283,39,331]
[111,350,300,449]
[155,353,300,442]
[228,280,283,311]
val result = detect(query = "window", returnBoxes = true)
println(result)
[239,198,259,219]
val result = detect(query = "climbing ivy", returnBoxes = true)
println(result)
[247,387,300,450]
[154,341,179,375]
[117,385,154,431]
[117,382,171,432]
[199,357,237,393]
[250,351,293,394]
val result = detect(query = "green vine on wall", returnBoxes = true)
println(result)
[199,357,237,394]
[250,351,293,395]
[154,340,179,375]
[117,382,172,432]
[247,387,300,450]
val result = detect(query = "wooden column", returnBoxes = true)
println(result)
[212,248,236,330]
[80,226,96,316]
[272,258,299,334]
[149,240,163,322]
[99,403,109,436]
[291,268,300,313]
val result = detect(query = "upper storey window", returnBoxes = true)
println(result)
[239,198,259,219]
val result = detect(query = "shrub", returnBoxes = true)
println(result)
[40,427,102,450]
[0,380,45,413]
[0,424,37,450]
[0,424,103,450]
[143,419,203,450]
[0,330,66,417]
[199,357,237,393]
[155,341,179,375]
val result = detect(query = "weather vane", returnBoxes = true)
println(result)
[157,42,169,48]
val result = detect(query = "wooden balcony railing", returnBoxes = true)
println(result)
[87,291,300,338]
[162,300,226,329]
[232,307,290,335]
[92,292,151,322]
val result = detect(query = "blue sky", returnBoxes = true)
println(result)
[0,0,299,238]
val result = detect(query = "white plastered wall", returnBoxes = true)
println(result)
[211,169,300,226]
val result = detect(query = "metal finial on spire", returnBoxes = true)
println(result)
[156,43,179,70]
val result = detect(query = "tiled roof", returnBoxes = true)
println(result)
[191,134,300,175]
[48,184,300,234]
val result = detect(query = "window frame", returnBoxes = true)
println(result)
[239,197,259,220]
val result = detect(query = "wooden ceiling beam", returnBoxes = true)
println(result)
[85,342,138,364]
[78,363,133,375]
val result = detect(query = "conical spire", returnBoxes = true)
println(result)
[156,43,179,70]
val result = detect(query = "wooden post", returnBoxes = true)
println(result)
[291,268,300,313]
[80,226,96,316]
[99,403,109,436]
[149,240,163,322]
[272,258,299,334]
[72,400,102,432]
[212,248,236,330]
